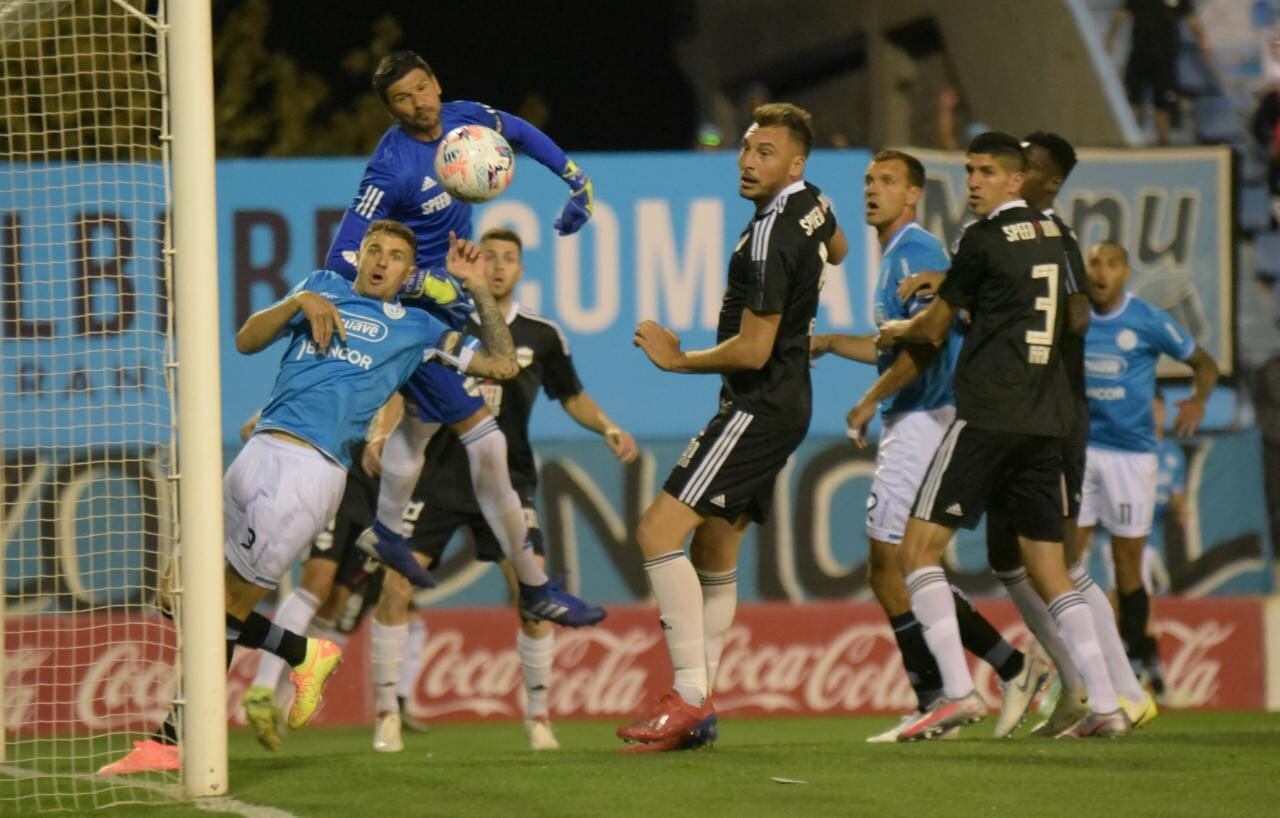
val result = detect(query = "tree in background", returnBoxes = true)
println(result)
[213,0,402,156]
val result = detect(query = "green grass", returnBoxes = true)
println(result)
[5,713,1279,817]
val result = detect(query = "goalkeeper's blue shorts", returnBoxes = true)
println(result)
[401,359,485,426]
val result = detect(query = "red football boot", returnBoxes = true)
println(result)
[617,690,709,745]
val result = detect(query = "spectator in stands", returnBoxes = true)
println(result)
[1107,0,1213,146]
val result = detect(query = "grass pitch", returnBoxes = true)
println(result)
[7,712,1278,817]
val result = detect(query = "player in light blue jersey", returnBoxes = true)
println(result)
[100,221,488,776]
[1079,240,1218,695]
[811,150,1039,742]
[325,51,605,630]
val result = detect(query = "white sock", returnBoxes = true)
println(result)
[1069,563,1147,703]
[252,588,319,690]
[906,566,972,699]
[376,415,439,529]
[307,615,349,651]
[1048,591,1120,713]
[517,630,554,720]
[644,551,706,707]
[396,616,427,700]
[696,568,737,695]
[462,420,547,586]
[371,618,408,716]
[996,568,1085,694]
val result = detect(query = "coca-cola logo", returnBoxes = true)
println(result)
[76,642,176,729]
[407,628,660,720]
[1156,618,1233,707]
[3,648,53,729]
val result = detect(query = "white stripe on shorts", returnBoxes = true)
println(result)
[914,419,966,518]
[679,410,753,507]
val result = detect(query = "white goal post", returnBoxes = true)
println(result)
[0,0,225,808]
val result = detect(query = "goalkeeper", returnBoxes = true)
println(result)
[325,50,603,628]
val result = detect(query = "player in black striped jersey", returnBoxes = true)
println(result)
[877,132,1128,740]
[618,103,848,753]
[367,227,638,752]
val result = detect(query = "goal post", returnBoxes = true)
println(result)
[169,0,227,798]
[0,0,225,808]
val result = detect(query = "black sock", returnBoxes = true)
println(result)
[1117,588,1151,660]
[235,610,309,666]
[151,711,180,746]
[888,611,943,710]
[951,586,1023,682]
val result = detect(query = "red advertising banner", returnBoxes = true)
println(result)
[2,597,1268,735]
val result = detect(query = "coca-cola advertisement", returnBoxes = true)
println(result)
[3,597,1268,734]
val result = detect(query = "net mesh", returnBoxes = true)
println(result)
[1,0,182,810]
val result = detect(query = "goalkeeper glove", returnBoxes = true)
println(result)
[402,268,463,306]
[554,159,593,236]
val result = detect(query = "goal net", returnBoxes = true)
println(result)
[1,0,184,810]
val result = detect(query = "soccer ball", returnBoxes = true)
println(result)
[434,125,515,203]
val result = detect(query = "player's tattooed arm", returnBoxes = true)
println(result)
[444,231,518,379]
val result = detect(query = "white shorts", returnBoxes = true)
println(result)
[223,434,347,590]
[866,405,957,543]
[1078,446,1158,539]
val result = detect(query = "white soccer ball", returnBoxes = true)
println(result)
[434,125,515,203]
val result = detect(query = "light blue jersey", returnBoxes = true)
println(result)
[873,222,959,416]
[1084,293,1196,453]
[255,270,451,469]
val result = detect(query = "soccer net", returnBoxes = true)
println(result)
[1,0,183,810]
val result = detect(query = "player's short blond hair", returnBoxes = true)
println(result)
[362,220,417,256]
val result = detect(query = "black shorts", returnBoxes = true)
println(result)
[1125,49,1179,112]
[1062,404,1088,520]
[409,487,546,570]
[309,465,380,590]
[913,421,1065,543]
[662,405,807,525]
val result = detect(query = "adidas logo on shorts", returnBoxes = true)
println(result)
[946,503,963,516]
[709,494,727,508]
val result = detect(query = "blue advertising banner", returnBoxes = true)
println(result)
[910,147,1234,378]
[215,150,878,443]
[0,162,170,451]
[214,146,1233,444]
[3,147,1252,609]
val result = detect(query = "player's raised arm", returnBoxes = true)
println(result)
[325,154,400,281]
[442,231,518,379]
[495,110,593,236]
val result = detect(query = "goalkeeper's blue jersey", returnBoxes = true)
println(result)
[325,100,503,329]
[254,270,450,469]
[1084,293,1197,453]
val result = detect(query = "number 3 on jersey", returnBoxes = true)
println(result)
[1024,263,1058,365]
